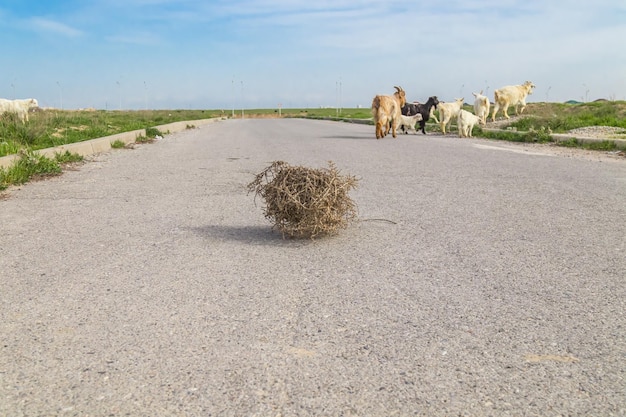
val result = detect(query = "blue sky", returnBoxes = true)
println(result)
[1,0,625,110]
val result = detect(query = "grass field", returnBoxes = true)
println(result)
[489,101,626,132]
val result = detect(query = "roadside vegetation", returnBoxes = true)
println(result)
[0,150,83,191]
[1,102,624,192]
[469,100,626,146]
[0,109,221,157]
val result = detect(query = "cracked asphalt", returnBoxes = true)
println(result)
[1,118,625,416]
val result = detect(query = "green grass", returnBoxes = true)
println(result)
[0,150,84,191]
[285,108,374,120]
[111,139,126,149]
[0,109,222,157]
[1,151,62,190]
[223,107,374,120]
[475,123,556,143]
[475,127,553,143]
[145,126,164,138]
[135,135,152,144]
[54,150,84,164]
[499,101,626,133]
[556,138,618,151]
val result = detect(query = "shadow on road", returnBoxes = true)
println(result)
[319,135,372,140]
[191,224,314,247]
[320,133,424,140]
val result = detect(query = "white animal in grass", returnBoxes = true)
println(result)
[491,81,535,121]
[0,98,39,123]
[438,97,464,135]
[457,109,483,138]
[472,91,490,125]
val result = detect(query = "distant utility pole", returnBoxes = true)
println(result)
[241,81,244,118]
[56,81,63,110]
[336,81,339,116]
[232,78,235,117]
[339,77,342,115]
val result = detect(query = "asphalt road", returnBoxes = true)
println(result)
[1,118,625,416]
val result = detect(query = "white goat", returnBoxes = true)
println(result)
[0,98,39,123]
[438,98,464,135]
[472,91,490,125]
[398,113,424,134]
[491,81,535,121]
[457,109,482,138]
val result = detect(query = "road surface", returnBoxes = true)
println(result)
[1,118,625,416]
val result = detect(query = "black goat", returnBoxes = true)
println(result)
[401,96,439,134]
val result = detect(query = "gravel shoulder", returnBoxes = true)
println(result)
[481,118,626,162]
[470,139,626,162]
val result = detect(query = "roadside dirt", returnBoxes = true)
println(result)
[477,140,626,162]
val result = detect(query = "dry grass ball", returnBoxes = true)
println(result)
[247,161,358,238]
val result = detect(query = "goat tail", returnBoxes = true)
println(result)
[372,96,385,138]
[372,96,381,110]
[371,96,382,118]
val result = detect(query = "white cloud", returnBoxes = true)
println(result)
[105,32,163,46]
[4,0,626,108]
[28,17,84,37]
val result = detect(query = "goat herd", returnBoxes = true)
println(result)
[371,81,536,139]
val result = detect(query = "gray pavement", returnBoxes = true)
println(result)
[1,118,625,416]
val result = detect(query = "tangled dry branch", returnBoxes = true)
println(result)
[247,161,358,238]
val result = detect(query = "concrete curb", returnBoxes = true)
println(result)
[550,133,626,149]
[0,117,225,169]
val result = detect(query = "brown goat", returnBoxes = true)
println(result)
[371,86,407,139]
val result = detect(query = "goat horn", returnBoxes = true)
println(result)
[394,86,403,92]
